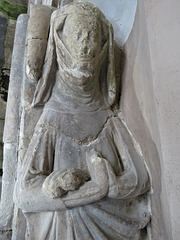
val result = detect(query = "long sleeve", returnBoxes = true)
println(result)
[14,126,67,213]
[107,117,150,199]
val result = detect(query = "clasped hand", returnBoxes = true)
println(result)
[42,150,119,199]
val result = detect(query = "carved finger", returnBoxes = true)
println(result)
[104,160,117,188]
[49,170,64,182]
[86,152,109,186]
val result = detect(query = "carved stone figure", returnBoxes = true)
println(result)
[14,2,150,239]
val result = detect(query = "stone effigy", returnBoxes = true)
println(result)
[12,2,150,239]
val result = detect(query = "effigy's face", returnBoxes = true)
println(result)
[63,14,102,61]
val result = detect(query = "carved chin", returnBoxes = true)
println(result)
[63,60,95,80]
[70,68,92,79]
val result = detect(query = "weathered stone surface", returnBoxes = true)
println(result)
[3,14,28,143]
[0,120,4,142]
[0,98,6,119]
[27,4,51,39]
[29,0,59,7]
[0,230,12,240]
[11,206,26,240]
[0,143,16,230]
[14,2,150,239]
[0,19,17,164]
[0,14,28,233]
[26,38,49,81]
[43,168,90,198]
[60,0,72,7]
[26,4,52,80]
[74,0,137,47]
[18,108,42,164]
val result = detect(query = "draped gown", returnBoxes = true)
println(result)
[19,79,150,239]
[16,6,150,239]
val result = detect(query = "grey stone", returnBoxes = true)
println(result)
[29,0,60,8]
[43,168,90,198]
[27,4,52,39]
[26,4,52,80]
[0,97,6,119]
[60,0,72,7]
[74,0,137,47]
[14,2,150,239]
[0,230,12,240]
[0,120,4,141]
[0,14,28,233]
[0,143,16,230]
[3,15,28,144]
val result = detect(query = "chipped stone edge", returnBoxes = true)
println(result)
[0,14,28,231]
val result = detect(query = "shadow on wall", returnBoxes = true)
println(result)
[120,56,164,238]
[120,0,171,239]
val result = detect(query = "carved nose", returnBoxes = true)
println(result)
[82,46,89,55]
[79,45,89,56]
[80,32,89,42]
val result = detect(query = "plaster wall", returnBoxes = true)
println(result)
[120,1,167,239]
[121,0,180,239]
[144,0,180,239]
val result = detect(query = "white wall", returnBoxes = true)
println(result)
[121,0,180,239]
[144,0,180,239]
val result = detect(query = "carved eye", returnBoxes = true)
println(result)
[74,32,80,40]
[89,31,96,40]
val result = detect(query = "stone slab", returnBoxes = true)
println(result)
[0,97,6,120]
[3,14,29,144]
[0,14,28,232]
[0,143,16,230]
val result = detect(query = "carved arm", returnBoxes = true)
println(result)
[107,118,150,199]
[62,119,150,208]
[14,171,67,213]
[62,152,109,208]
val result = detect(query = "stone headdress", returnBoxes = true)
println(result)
[32,2,116,107]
